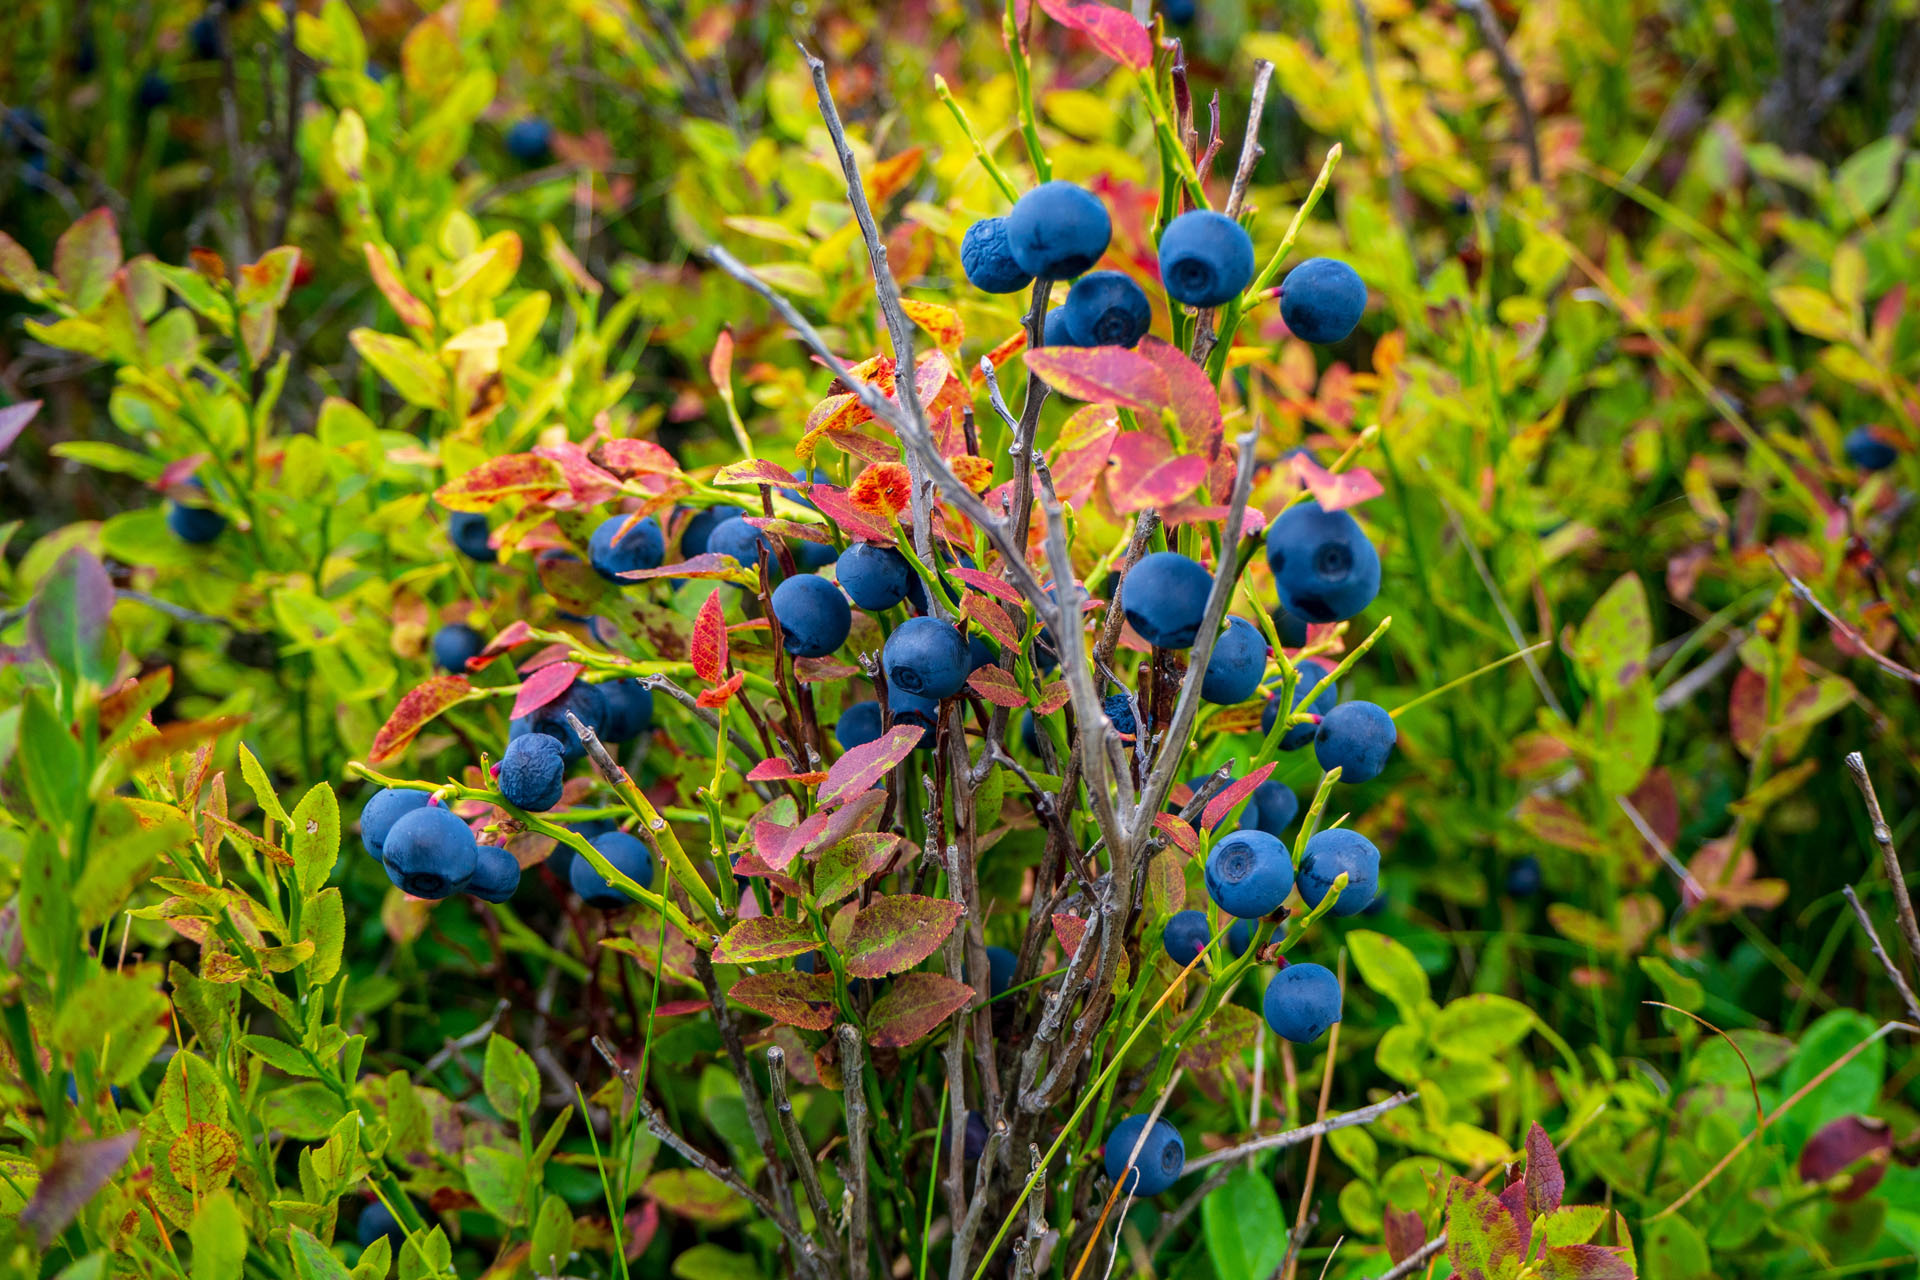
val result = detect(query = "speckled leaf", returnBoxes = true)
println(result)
[1446,1176,1523,1280]
[866,973,975,1048]
[819,726,921,809]
[511,662,580,719]
[370,676,474,762]
[843,895,964,978]
[1515,794,1606,855]
[963,593,1022,651]
[596,438,681,477]
[1571,573,1651,687]
[1202,764,1275,831]
[1384,1208,1427,1263]
[1051,913,1087,958]
[54,208,122,311]
[713,458,798,487]
[849,463,913,519]
[1154,813,1198,856]
[967,666,1028,708]
[730,971,837,1031]
[644,1169,750,1225]
[1525,1121,1565,1216]
[1033,682,1071,715]
[902,298,964,348]
[1025,347,1169,409]
[691,589,728,683]
[435,453,567,512]
[811,486,895,544]
[814,833,904,907]
[1146,849,1186,916]
[1181,1003,1260,1071]
[1536,1246,1635,1280]
[713,916,818,965]
[622,553,756,584]
[747,758,828,784]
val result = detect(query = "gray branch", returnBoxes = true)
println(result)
[1183,1091,1420,1172]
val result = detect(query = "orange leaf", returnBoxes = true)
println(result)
[696,672,745,708]
[435,454,568,512]
[901,298,964,349]
[371,676,475,763]
[849,463,913,518]
[709,325,734,391]
[691,589,728,683]
[363,242,432,330]
[949,455,996,493]
[863,147,925,207]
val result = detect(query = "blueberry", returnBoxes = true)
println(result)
[985,944,1017,998]
[1228,917,1257,958]
[838,542,914,611]
[1271,605,1310,649]
[1200,615,1267,704]
[570,830,655,907]
[360,788,430,860]
[467,846,522,904]
[709,518,773,571]
[1062,270,1151,348]
[506,118,553,163]
[1505,856,1542,898]
[682,505,745,557]
[448,511,496,563]
[1162,909,1212,964]
[1279,257,1366,344]
[552,819,614,876]
[1296,827,1380,916]
[1313,701,1396,783]
[772,573,853,658]
[189,13,222,60]
[836,700,884,751]
[589,515,665,584]
[792,539,839,572]
[905,549,974,614]
[1104,1115,1184,1196]
[883,617,971,699]
[887,687,940,747]
[357,1200,406,1250]
[1163,0,1196,21]
[382,805,479,900]
[1263,962,1342,1043]
[511,681,608,763]
[956,1110,990,1162]
[1040,305,1081,348]
[1103,692,1138,736]
[597,678,654,743]
[167,479,226,544]
[967,633,1000,672]
[1006,181,1112,280]
[1205,830,1293,919]
[497,733,566,811]
[432,623,485,675]
[961,217,1034,294]
[136,72,173,111]
[1845,426,1898,472]
[1237,780,1299,839]
[1265,500,1380,623]
[1158,210,1254,308]
[1121,552,1211,649]
[1020,710,1043,756]
[1262,659,1337,750]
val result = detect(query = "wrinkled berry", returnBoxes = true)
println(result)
[961,217,1034,294]
[498,732,566,811]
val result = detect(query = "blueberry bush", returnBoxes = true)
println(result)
[2,1,1918,1278]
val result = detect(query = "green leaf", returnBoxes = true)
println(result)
[28,545,117,689]
[483,1034,540,1122]
[1777,1009,1885,1153]
[241,1035,321,1079]
[289,782,341,898]
[75,817,189,929]
[1832,137,1905,219]
[530,1195,574,1276]
[398,1226,454,1280]
[350,329,448,408]
[52,970,170,1087]
[1375,1024,1426,1084]
[843,894,965,979]
[1641,1214,1710,1280]
[712,916,819,965]
[671,1244,762,1280]
[463,1142,529,1226]
[1570,573,1650,687]
[1444,1177,1523,1280]
[302,888,345,985]
[1535,1205,1609,1248]
[1430,994,1534,1059]
[643,1168,752,1225]
[1770,286,1854,343]
[238,743,292,826]
[53,209,123,311]
[1583,676,1659,796]
[1637,956,1703,1013]
[1202,1168,1287,1280]
[1347,930,1430,1019]
[260,1083,347,1141]
[1328,1122,1378,1183]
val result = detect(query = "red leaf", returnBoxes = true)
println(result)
[533,442,625,508]
[1535,1246,1636,1280]
[819,725,922,809]
[1201,763,1275,831]
[1524,1121,1565,1216]
[1051,913,1088,958]
[1153,812,1198,856]
[952,568,1027,608]
[709,326,734,390]
[370,676,474,763]
[696,672,745,709]
[966,666,1029,709]
[597,438,682,478]
[436,453,568,512]
[1033,682,1071,715]
[729,971,838,1031]
[810,486,896,545]
[865,973,976,1048]
[1383,1209,1427,1264]
[713,458,800,487]
[1122,454,1207,512]
[0,399,41,456]
[1024,348,1170,410]
[1137,337,1223,458]
[748,758,829,784]
[844,895,965,978]
[713,916,819,965]
[1049,409,1122,503]
[743,516,833,544]
[963,593,1022,652]
[691,589,728,683]
[795,656,862,683]
[1289,453,1384,512]
[621,552,756,583]
[1035,0,1152,68]
[849,463,913,518]
[511,662,581,720]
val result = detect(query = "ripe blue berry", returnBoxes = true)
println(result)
[1205,829,1293,919]
[189,14,222,60]
[1020,710,1043,756]
[1162,909,1213,964]
[1103,692,1139,737]
[1163,0,1196,21]
[511,681,608,763]
[1845,426,1898,471]
[1279,257,1367,344]
[506,117,553,163]
[1228,917,1257,958]
[1238,779,1299,839]
[1122,552,1211,649]
[1006,181,1112,279]
[357,1200,406,1250]
[167,479,225,544]
[1314,700,1396,783]
[681,505,745,557]
[883,617,970,699]
[1271,604,1310,649]
[1297,827,1380,916]
[985,945,1017,998]
[838,542,914,611]
[1062,270,1151,347]
[1158,210,1255,308]
[498,733,566,811]
[597,678,654,743]
[836,700,883,751]
[792,538,839,572]
[967,633,1000,672]
[1040,305,1080,348]
[708,517,773,570]
[432,622,485,674]
[955,1111,989,1162]
[1200,615,1267,704]
[1506,856,1542,897]
[589,515,665,583]
[1104,1115,1184,1196]
[137,72,173,111]
[360,788,429,860]
[382,805,478,900]
[448,511,495,563]
[961,217,1034,294]
[1264,962,1342,1043]
[570,830,655,907]
[887,687,940,747]
[467,846,522,903]
[1265,500,1381,623]
[1262,658,1336,750]
[772,573,852,657]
